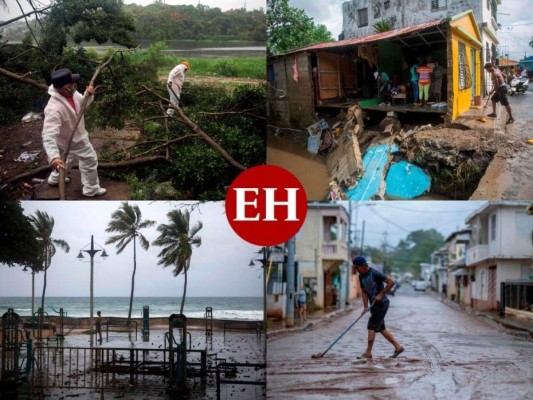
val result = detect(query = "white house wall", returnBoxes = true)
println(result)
[488,208,533,258]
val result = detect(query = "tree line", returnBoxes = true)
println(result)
[1,2,266,43]
[127,3,266,42]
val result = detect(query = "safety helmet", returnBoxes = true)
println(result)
[181,61,190,70]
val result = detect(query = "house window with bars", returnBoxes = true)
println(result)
[431,0,447,10]
[458,42,472,90]
[358,8,368,27]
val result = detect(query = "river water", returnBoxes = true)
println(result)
[84,39,266,58]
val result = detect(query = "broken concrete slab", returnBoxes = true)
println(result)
[345,143,398,200]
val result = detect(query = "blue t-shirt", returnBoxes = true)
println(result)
[297,289,306,304]
[358,267,389,303]
[410,64,419,82]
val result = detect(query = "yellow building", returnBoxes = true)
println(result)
[448,10,483,120]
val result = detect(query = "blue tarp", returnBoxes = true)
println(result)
[346,144,398,200]
[385,161,431,199]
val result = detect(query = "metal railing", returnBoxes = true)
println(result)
[215,362,266,400]
[500,281,533,316]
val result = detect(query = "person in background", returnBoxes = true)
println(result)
[167,60,190,115]
[296,284,307,323]
[410,61,419,104]
[431,60,447,103]
[42,68,106,197]
[416,61,432,107]
[353,256,404,359]
[377,70,392,105]
[484,63,514,124]
[96,311,103,343]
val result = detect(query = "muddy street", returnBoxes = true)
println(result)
[267,286,533,399]
[471,83,533,199]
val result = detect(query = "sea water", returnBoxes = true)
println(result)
[0,297,263,321]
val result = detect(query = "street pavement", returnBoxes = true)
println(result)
[267,286,533,399]
[470,83,533,199]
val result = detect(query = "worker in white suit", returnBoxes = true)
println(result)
[42,68,106,197]
[166,61,190,115]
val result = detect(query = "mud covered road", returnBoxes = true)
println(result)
[471,83,533,199]
[267,286,533,399]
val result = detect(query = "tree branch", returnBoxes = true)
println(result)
[140,86,247,171]
[0,6,50,28]
[0,67,48,91]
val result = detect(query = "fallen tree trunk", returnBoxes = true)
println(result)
[3,156,169,186]
[141,86,247,171]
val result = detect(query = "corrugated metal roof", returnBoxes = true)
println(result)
[286,18,445,54]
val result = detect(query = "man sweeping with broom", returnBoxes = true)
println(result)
[484,63,514,125]
[353,256,404,359]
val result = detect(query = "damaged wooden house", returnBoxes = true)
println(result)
[267,10,483,200]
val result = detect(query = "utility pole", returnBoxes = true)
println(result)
[381,230,389,273]
[285,236,296,328]
[346,202,353,307]
[360,220,366,254]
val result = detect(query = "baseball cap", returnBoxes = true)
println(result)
[51,68,80,88]
[353,256,367,266]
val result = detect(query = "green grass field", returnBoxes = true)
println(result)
[159,56,265,80]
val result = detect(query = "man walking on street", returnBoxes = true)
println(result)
[42,68,106,197]
[484,63,514,124]
[167,61,190,115]
[353,256,404,359]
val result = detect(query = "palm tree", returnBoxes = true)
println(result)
[28,210,70,315]
[373,18,393,33]
[105,202,155,325]
[153,209,203,315]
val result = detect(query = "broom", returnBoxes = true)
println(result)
[476,91,494,123]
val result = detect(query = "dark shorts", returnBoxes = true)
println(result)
[297,301,306,307]
[367,300,389,332]
[491,85,509,106]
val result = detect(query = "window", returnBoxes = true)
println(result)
[490,214,496,241]
[358,8,368,27]
[431,0,447,10]
[384,1,390,9]
[458,42,472,90]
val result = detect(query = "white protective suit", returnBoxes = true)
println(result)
[166,63,187,115]
[42,85,102,195]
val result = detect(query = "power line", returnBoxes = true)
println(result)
[377,203,481,214]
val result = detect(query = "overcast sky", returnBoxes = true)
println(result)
[289,0,533,61]
[0,0,266,20]
[338,201,485,250]
[0,201,264,297]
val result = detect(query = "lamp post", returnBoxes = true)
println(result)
[22,266,38,315]
[77,235,108,337]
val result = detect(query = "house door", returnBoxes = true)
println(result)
[471,48,477,103]
[488,266,497,310]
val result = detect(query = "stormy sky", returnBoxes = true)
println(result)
[289,0,533,61]
[0,201,264,297]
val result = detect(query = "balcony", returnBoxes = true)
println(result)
[321,242,348,261]
[466,244,489,265]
